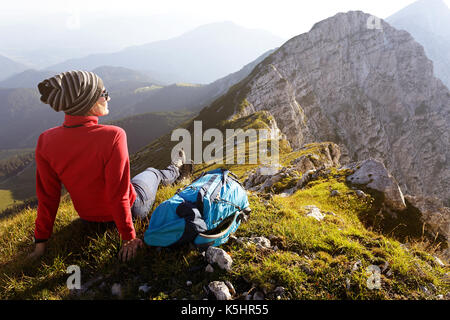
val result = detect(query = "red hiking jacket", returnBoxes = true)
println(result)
[34,114,137,241]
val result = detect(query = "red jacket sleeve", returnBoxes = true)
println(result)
[104,129,136,241]
[34,134,62,241]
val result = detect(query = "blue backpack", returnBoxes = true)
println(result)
[144,168,251,248]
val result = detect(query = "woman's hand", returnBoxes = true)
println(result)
[28,242,46,260]
[118,238,143,262]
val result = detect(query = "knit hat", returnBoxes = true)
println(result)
[37,70,104,116]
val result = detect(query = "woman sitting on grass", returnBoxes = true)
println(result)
[30,70,187,262]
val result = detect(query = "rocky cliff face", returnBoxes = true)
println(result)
[211,11,450,206]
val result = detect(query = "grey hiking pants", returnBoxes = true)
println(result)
[130,164,180,219]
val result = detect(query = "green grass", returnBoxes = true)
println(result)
[0,189,17,212]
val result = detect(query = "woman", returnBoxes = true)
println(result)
[30,70,186,262]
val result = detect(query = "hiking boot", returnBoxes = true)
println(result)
[172,148,186,169]
[178,160,194,180]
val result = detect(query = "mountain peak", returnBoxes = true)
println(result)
[306,10,388,41]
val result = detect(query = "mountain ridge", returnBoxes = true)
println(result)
[45,21,284,84]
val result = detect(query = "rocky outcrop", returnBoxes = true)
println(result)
[244,142,341,193]
[291,142,341,173]
[346,159,407,211]
[209,10,450,207]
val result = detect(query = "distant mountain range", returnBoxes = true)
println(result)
[386,0,450,89]
[0,46,274,151]
[0,13,236,69]
[0,54,29,81]
[45,21,284,84]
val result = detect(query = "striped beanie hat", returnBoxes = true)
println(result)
[37,70,104,116]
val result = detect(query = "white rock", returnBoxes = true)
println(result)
[138,284,151,293]
[205,247,233,271]
[305,205,325,221]
[249,236,271,249]
[352,260,362,272]
[355,190,366,198]
[434,256,445,267]
[208,281,232,300]
[186,281,192,286]
[347,159,406,211]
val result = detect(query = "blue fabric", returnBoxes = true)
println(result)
[144,168,250,247]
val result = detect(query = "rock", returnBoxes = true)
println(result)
[208,281,232,300]
[238,236,272,249]
[205,264,214,273]
[249,236,271,249]
[186,281,192,287]
[253,291,265,300]
[138,284,151,293]
[352,260,362,272]
[405,195,450,259]
[205,247,233,271]
[433,256,445,267]
[330,190,340,197]
[291,143,341,173]
[355,190,366,198]
[345,278,351,290]
[111,283,122,298]
[347,159,406,211]
[419,285,429,295]
[296,170,316,189]
[305,205,325,221]
[274,286,285,297]
[225,281,236,296]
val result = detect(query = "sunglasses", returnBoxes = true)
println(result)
[100,90,110,100]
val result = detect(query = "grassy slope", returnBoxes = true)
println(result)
[0,140,448,300]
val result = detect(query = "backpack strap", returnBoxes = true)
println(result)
[198,210,244,239]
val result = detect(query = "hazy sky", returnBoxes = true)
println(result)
[2,0,449,40]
